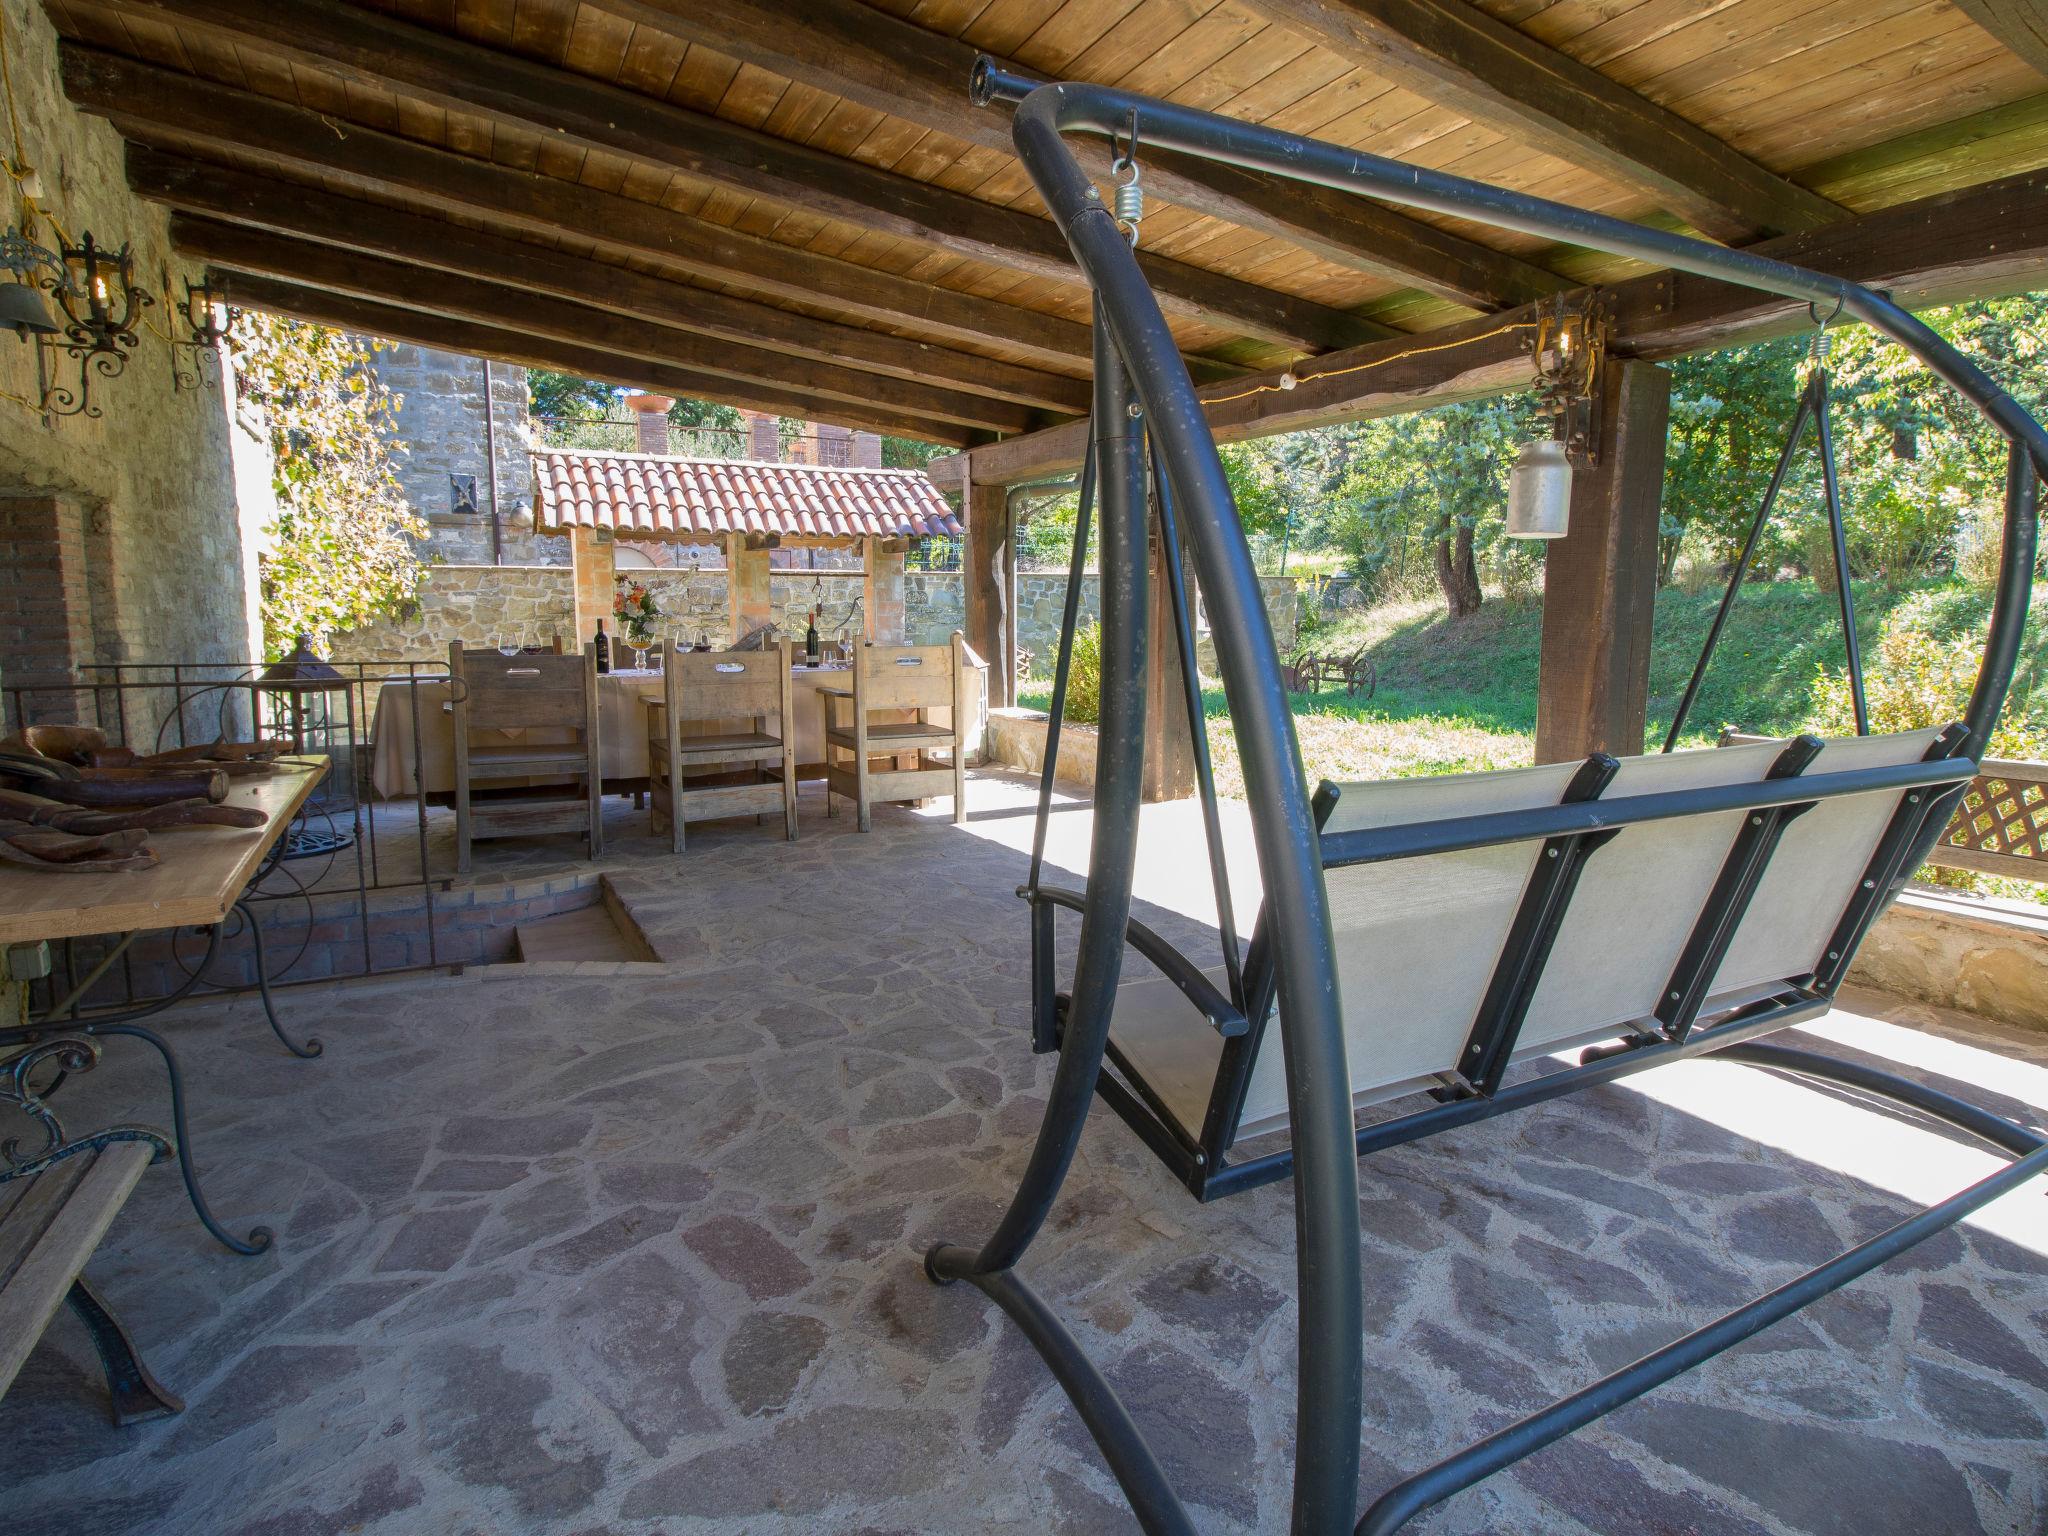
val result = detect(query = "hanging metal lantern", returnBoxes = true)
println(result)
[1506,437,1573,539]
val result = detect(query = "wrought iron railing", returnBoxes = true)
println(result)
[4,657,457,1007]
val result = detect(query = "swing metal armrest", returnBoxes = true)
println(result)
[1022,884,1249,1038]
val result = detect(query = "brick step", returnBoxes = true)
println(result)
[511,903,646,963]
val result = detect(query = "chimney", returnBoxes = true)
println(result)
[741,409,780,461]
[626,392,673,455]
[852,430,884,469]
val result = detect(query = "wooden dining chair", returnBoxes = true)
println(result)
[822,631,969,831]
[648,638,798,852]
[449,642,602,873]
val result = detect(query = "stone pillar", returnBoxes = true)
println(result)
[726,533,774,640]
[0,494,94,726]
[864,540,907,643]
[852,431,884,469]
[627,393,673,454]
[1534,359,1672,764]
[962,472,1011,708]
[741,409,780,461]
[570,526,615,649]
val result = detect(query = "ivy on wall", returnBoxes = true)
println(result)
[230,312,429,656]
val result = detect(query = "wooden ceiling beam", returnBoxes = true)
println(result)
[172,216,1039,434]
[940,166,2048,484]
[573,0,1561,311]
[93,0,1384,353]
[1950,1,2048,78]
[59,44,1103,377]
[1245,0,1845,244]
[216,271,980,447]
[129,144,1088,417]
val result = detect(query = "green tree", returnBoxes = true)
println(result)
[527,369,618,421]
[1661,337,1804,582]
[230,313,428,656]
[883,436,947,470]
[1328,395,1537,618]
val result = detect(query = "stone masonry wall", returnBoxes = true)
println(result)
[0,0,256,732]
[369,345,564,567]
[328,567,576,661]
[329,565,1297,663]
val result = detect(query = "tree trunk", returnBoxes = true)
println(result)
[1433,524,1484,618]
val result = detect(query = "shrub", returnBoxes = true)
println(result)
[1811,624,2046,758]
[1063,621,1103,726]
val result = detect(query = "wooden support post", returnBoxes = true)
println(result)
[962,470,1011,708]
[1534,358,1671,764]
[726,533,772,641]
[570,527,615,650]
[1143,494,1198,803]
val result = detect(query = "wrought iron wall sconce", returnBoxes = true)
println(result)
[36,232,151,419]
[167,269,229,392]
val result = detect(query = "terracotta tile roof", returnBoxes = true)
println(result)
[531,448,961,541]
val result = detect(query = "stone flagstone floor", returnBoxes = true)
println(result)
[2,774,2044,1534]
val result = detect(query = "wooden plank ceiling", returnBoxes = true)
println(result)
[46,0,2048,449]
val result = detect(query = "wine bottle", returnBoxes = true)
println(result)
[594,619,611,674]
[805,608,820,665]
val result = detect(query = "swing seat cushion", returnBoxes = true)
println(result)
[1106,728,1943,1148]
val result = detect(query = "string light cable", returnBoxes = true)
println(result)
[1201,317,1543,409]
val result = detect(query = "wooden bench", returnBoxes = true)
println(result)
[1,1140,181,1425]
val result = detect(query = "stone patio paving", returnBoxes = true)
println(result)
[2,773,2045,1534]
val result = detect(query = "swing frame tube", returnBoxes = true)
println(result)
[931,60,2047,1536]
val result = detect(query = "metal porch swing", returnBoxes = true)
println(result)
[919,60,2048,1536]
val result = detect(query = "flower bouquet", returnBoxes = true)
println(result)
[614,579,661,667]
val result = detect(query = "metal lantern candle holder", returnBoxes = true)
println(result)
[37,232,151,420]
[257,637,358,859]
[168,271,230,392]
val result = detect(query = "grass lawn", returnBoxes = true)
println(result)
[1019,573,2048,803]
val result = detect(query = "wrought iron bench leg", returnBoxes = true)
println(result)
[65,1276,182,1425]
[233,900,322,1058]
[92,1022,273,1257]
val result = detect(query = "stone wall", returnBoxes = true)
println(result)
[328,567,576,660]
[329,564,1298,663]
[368,344,564,567]
[0,0,257,733]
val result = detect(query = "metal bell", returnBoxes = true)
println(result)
[0,281,57,342]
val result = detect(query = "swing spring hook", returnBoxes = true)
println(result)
[1110,110,1144,246]
[1806,295,1843,371]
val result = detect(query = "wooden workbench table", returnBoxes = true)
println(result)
[0,760,326,946]
[0,758,329,1259]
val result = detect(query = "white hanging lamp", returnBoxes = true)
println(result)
[1506,437,1572,538]
[1505,298,1608,541]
